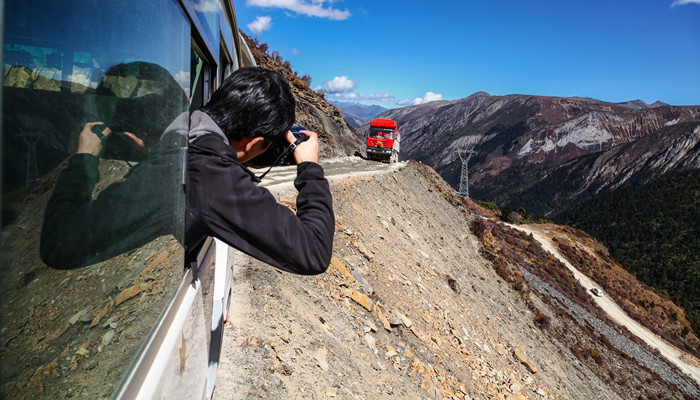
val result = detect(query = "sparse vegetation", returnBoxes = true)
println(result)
[534,311,551,330]
[499,204,513,222]
[475,200,498,210]
[241,32,313,90]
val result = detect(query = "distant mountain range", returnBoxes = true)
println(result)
[331,101,388,128]
[367,92,700,214]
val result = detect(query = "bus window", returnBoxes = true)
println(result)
[1,1,190,398]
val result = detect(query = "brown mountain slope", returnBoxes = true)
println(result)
[533,223,700,360]
[215,161,700,400]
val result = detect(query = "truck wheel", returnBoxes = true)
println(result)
[390,151,398,163]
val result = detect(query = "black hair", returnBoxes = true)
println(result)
[95,61,188,160]
[200,67,295,143]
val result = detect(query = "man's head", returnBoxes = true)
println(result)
[95,61,188,160]
[201,67,295,146]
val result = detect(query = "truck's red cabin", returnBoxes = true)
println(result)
[367,119,398,149]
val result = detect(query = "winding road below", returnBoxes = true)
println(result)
[509,223,700,386]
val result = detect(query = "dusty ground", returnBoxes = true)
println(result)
[211,162,685,400]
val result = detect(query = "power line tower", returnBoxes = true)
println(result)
[17,132,42,186]
[457,148,477,198]
[16,115,49,186]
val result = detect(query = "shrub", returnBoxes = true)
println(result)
[300,74,312,86]
[500,204,513,222]
[475,200,499,210]
[534,312,551,330]
[470,218,488,239]
[590,348,604,364]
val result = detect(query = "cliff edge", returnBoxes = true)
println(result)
[214,161,700,400]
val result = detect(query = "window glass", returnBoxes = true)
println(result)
[1,1,190,398]
[189,0,221,61]
[220,11,235,63]
[369,128,394,139]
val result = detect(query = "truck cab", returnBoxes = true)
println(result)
[366,118,400,163]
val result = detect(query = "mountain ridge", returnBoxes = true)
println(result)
[364,92,700,214]
[331,101,388,128]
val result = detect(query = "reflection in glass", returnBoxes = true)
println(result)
[190,0,221,61]
[1,1,190,398]
[40,61,189,268]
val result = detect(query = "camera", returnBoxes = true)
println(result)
[249,125,308,167]
[291,125,308,142]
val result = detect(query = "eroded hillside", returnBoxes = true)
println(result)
[213,161,700,400]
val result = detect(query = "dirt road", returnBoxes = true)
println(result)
[510,224,700,386]
[250,157,405,193]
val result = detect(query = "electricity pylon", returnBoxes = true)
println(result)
[18,132,42,186]
[16,115,49,186]
[457,148,477,198]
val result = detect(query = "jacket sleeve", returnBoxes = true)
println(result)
[41,136,184,269]
[40,154,105,268]
[193,158,334,275]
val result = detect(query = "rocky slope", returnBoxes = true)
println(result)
[214,161,700,400]
[241,32,363,158]
[365,93,700,214]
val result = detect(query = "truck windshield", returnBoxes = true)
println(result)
[369,129,393,139]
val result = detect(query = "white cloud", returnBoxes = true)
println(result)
[247,0,351,20]
[397,91,444,106]
[191,0,220,12]
[671,0,700,6]
[365,91,393,101]
[173,70,191,92]
[290,48,301,55]
[324,76,355,93]
[247,16,273,35]
[67,70,92,88]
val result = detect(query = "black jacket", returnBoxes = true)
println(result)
[185,132,334,275]
[41,110,333,274]
[40,129,186,269]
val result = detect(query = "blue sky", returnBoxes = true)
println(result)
[235,0,700,108]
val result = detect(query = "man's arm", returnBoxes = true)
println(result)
[41,124,184,269]
[189,134,334,275]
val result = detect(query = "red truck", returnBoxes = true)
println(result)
[365,118,400,163]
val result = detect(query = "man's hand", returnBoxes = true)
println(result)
[78,122,112,156]
[286,129,319,164]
